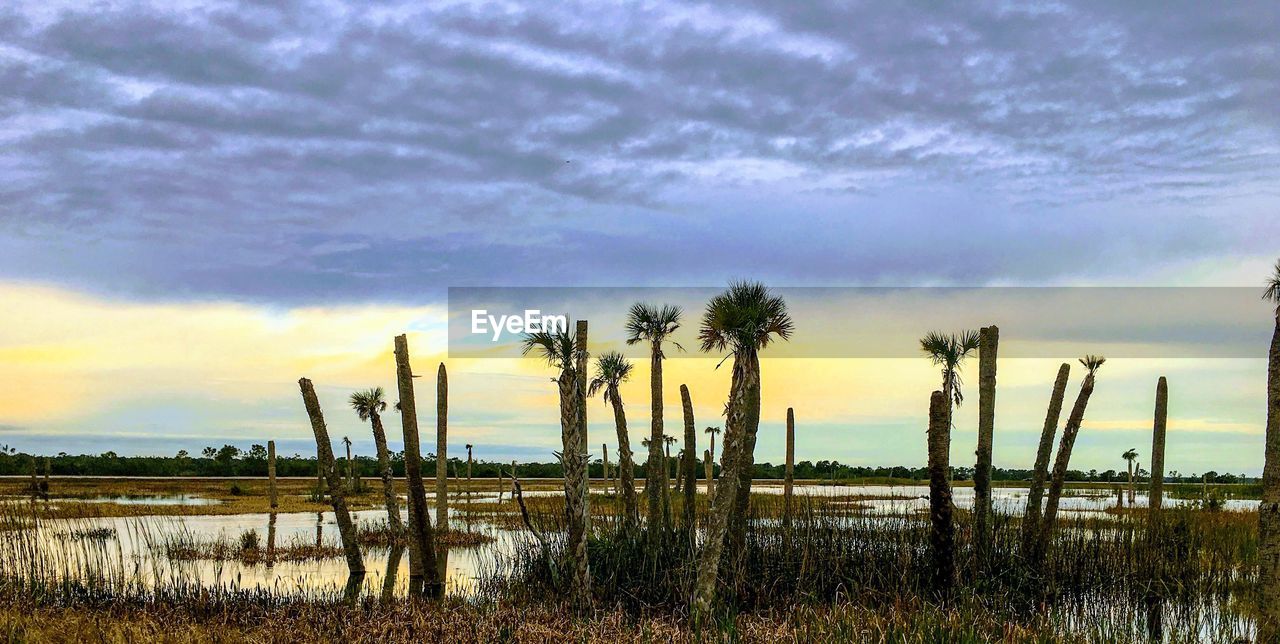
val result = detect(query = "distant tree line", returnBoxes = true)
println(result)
[0,445,1257,484]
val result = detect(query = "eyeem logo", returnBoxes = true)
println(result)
[471,310,568,341]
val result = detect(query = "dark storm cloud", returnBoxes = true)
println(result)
[0,1,1276,301]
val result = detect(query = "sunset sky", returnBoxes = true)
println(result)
[1,1,1277,474]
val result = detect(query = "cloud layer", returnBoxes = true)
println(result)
[2,1,1278,301]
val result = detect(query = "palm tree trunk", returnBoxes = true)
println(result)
[608,389,639,528]
[927,390,954,600]
[646,340,667,534]
[974,325,998,560]
[436,363,449,533]
[728,350,763,555]
[267,440,278,509]
[681,384,697,531]
[1258,312,1280,640]
[1127,461,1134,506]
[298,378,365,575]
[369,411,402,535]
[692,348,755,618]
[1038,372,1098,560]
[707,433,716,500]
[560,320,591,608]
[1022,363,1070,558]
[1148,377,1167,532]
[393,335,441,597]
[783,407,795,530]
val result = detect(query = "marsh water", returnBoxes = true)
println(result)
[7,484,1258,600]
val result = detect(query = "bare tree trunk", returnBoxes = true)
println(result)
[298,378,365,575]
[394,335,441,597]
[1038,371,1098,560]
[436,364,449,533]
[560,320,591,608]
[783,407,795,530]
[692,348,756,618]
[268,440,278,509]
[1258,312,1280,640]
[974,325,998,561]
[609,388,639,528]
[681,384,697,532]
[1148,377,1168,534]
[927,390,954,600]
[369,410,402,535]
[602,443,611,492]
[1022,363,1070,558]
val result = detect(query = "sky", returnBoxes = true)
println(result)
[0,1,1277,474]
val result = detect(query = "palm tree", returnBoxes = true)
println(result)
[704,426,721,499]
[1021,363,1071,558]
[1122,448,1139,506]
[625,302,683,534]
[589,351,639,528]
[926,389,954,599]
[522,321,591,606]
[342,436,354,492]
[704,426,721,464]
[1038,355,1106,560]
[350,387,401,535]
[692,281,792,617]
[1258,260,1280,640]
[919,330,981,423]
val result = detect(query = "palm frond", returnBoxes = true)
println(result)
[624,302,684,346]
[348,387,387,422]
[588,351,632,403]
[1264,258,1280,313]
[698,281,793,354]
[1080,354,1107,376]
[521,326,577,370]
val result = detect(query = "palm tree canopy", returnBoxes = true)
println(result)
[1264,258,1280,313]
[704,426,721,436]
[521,325,579,371]
[588,351,634,402]
[1122,448,1138,461]
[348,387,387,422]
[624,303,684,353]
[919,330,981,406]
[698,281,794,354]
[1080,355,1107,376]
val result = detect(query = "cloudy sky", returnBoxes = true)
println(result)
[1,1,1277,474]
